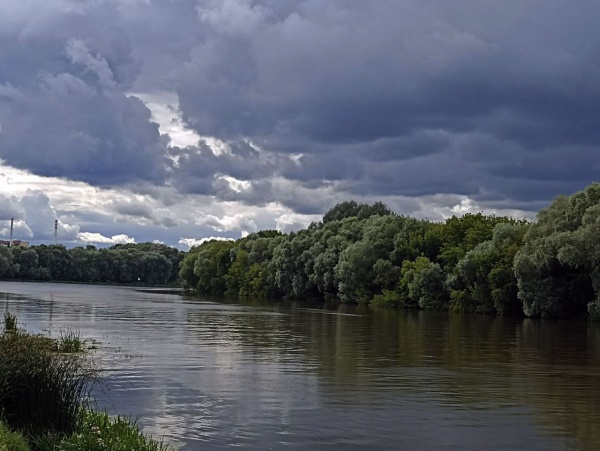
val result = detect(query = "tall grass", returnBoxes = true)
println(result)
[0,329,96,437]
[0,313,173,450]
[58,329,85,354]
[3,312,17,334]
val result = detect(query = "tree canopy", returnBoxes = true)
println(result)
[0,242,182,286]
[180,186,600,320]
[181,200,536,315]
[515,183,600,319]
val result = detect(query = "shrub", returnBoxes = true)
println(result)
[370,289,400,308]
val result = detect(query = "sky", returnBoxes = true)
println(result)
[0,0,598,249]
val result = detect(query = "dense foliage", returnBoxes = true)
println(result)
[514,183,600,320]
[181,186,600,320]
[0,243,182,286]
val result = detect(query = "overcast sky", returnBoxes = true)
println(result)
[0,0,598,248]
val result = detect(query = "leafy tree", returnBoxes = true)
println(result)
[398,257,448,310]
[192,240,236,294]
[0,246,15,278]
[225,249,250,295]
[308,217,364,298]
[14,249,39,280]
[448,223,527,315]
[515,184,600,319]
[335,215,406,302]
[437,213,515,270]
[36,245,74,281]
[390,219,442,265]
[69,247,100,282]
[180,246,203,290]
[322,201,393,224]
[270,230,317,299]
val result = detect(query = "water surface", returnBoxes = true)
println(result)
[1,281,599,450]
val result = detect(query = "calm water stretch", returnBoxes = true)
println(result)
[1,282,599,450]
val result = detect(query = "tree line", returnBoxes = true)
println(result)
[180,183,600,320]
[0,243,182,285]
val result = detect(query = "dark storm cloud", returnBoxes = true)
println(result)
[110,199,155,219]
[1,0,599,215]
[109,197,182,228]
[169,140,293,195]
[171,0,600,210]
[0,1,168,185]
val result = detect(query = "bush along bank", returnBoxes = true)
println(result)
[0,312,172,451]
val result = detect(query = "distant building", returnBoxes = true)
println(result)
[0,240,30,248]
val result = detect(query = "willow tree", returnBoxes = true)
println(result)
[448,222,528,315]
[514,183,600,319]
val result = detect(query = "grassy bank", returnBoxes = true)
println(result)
[0,313,172,451]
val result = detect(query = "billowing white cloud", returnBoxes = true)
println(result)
[178,236,234,250]
[193,212,257,233]
[77,232,135,245]
[0,189,79,241]
[275,213,321,233]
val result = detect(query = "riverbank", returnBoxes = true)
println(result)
[0,313,172,451]
[0,278,181,289]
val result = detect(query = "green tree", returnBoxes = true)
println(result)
[0,246,15,278]
[437,213,515,270]
[399,256,448,310]
[14,249,39,280]
[190,240,236,294]
[515,184,600,319]
[322,201,393,224]
[270,231,316,299]
[447,222,527,315]
[335,215,405,303]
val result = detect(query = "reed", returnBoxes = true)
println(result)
[0,329,96,437]
[0,313,173,450]
[58,329,85,354]
[3,312,17,334]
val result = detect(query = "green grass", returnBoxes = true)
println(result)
[0,421,29,451]
[33,411,171,451]
[0,313,173,450]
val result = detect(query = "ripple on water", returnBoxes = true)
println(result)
[0,282,597,450]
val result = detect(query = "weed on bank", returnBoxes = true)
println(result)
[0,313,172,451]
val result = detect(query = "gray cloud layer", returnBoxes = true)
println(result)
[0,0,599,216]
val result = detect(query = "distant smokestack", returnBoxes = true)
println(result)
[9,218,13,247]
[54,219,58,244]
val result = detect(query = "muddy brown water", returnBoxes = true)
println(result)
[1,281,599,450]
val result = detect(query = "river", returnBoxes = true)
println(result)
[0,281,599,450]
